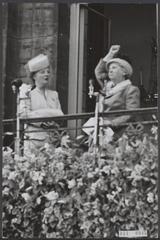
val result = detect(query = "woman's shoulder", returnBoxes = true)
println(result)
[30,88,58,95]
[123,84,140,100]
[126,84,140,93]
[46,89,58,95]
[45,89,59,99]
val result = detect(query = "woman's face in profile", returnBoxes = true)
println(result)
[34,67,50,88]
[108,63,125,84]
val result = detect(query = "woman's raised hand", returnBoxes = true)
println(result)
[103,45,120,62]
[109,45,120,56]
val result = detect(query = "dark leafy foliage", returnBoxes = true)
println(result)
[2,125,158,238]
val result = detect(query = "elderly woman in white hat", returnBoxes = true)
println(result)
[94,45,140,138]
[19,53,63,153]
[83,45,140,144]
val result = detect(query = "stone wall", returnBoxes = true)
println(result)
[2,3,8,117]
[57,4,70,114]
[4,3,59,118]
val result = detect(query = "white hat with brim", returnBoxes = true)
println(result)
[106,58,133,77]
[25,54,49,75]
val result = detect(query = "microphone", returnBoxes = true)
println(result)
[11,78,23,88]
[11,79,23,94]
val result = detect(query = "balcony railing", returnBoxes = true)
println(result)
[3,107,158,154]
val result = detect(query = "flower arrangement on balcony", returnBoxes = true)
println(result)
[2,124,158,238]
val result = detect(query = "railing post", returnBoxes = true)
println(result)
[14,91,20,155]
[19,119,24,156]
[93,94,99,147]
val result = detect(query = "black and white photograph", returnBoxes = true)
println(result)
[2,2,158,238]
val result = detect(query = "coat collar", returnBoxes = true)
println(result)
[105,79,131,98]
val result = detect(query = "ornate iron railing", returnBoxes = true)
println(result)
[3,107,158,153]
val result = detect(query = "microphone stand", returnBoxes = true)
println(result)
[88,79,100,147]
[11,79,22,155]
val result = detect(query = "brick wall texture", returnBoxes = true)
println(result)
[5,3,60,118]
[8,3,58,87]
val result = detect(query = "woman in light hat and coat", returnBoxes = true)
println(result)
[19,53,63,153]
[94,45,140,139]
[83,45,140,144]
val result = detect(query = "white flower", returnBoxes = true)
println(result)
[8,171,17,180]
[12,218,18,224]
[101,165,111,174]
[106,193,114,201]
[3,187,10,196]
[26,186,33,192]
[68,179,76,189]
[111,167,119,175]
[77,178,83,187]
[3,146,13,155]
[147,192,154,203]
[2,167,10,178]
[117,187,122,192]
[44,206,53,216]
[135,164,144,173]
[30,171,45,185]
[61,135,71,148]
[54,147,63,154]
[22,193,31,202]
[151,125,158,140]
[125,199,129,206]
[45,191,59,201]
[151,125,157,133]
[95,168,100,173]
[90,183,96,195]
[126,143,132,152]
[128,171,142,181]
[115,147,122,156]
[93,209,100,216]
[87,172,94,178]
[36,197,41,205]
[130,139,142,148]
[142,135,148,145]
[99,218,105,224]
[44,143,50,150]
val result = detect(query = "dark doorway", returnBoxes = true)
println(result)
[85,4,109,112]
[85,4,157,112]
